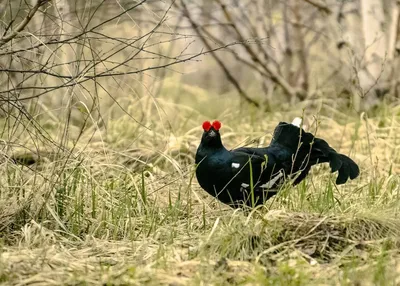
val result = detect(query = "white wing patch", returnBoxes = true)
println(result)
[239,171,284,193]
[291,117,302,127]
[232,162,240,169]
[260,171,284,189]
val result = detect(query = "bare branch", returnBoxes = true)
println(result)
[303,0,332,14]
[0,0,50,47]
[215,0,304,100]
[180,0,260,107]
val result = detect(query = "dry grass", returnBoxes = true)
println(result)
[1,83,400,285]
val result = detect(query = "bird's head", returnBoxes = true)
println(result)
[201,120,222,147]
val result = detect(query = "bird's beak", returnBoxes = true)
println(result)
[208,130,216,137]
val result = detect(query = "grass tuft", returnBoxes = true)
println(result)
[1,90,400,284]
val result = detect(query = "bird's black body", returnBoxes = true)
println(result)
[195,121,360,208]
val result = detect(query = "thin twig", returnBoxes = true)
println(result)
[303,0,332,14]
[180,0,260,107]
[215,0,305,100]
[0,0,50,47]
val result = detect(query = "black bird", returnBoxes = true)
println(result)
[195,119,360,208]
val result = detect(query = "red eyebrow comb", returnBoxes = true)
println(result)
[202,121,212,131]
[212,120,221,131]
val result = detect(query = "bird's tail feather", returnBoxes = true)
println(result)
[271,122,360,184]
[312,138,360,185]
[270,122,314,152]
[331,153,360,184]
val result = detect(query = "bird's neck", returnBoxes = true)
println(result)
[196,142,227,162]
[200,141,226,152]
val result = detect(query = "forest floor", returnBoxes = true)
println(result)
[1,96,400,285]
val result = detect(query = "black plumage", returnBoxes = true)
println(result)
[195,120,360,208]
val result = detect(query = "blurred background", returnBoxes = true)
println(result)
[1,0,399,126]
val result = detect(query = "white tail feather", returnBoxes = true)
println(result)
[291,117,302,127]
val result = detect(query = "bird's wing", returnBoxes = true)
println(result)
[230,149,266,173]
[230,149,284,190]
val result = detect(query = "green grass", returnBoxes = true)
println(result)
[0,86,400,285]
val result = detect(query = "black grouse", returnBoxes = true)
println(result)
[195,119,360,208]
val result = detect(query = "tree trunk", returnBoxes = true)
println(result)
[388,0,400,97]
[358,0,386,108]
